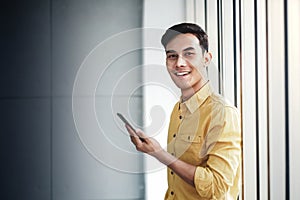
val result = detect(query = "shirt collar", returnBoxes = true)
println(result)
[181,82,213,114]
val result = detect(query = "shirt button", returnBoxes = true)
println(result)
[179,115,182,119]
[171,171,174,175]
[171,191,174,195]
[173,133,176,138]
[171,153,174,156]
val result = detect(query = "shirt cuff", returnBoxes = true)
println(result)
[194,166,213,197]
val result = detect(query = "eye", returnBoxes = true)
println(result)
[184,52,194,57]
[167,54,178,60]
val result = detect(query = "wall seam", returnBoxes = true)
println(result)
[284,0,290,199]
[238,0,244,198]
[254,0,261,199]
[232,0,237,107]
[265,0,271,198]
[49,0,53,199]
[217,0,224,95]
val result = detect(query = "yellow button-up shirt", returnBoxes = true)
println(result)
[165,83,241,200]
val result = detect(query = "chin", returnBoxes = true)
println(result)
[176,83,193,90]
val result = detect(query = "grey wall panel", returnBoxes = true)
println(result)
[94,47,143,97]
[0,99,51,200]
[0,0,51,98]
[0,0,51,199]
[52,0,143,97]
[53,97,144,199]
[51,0,144,199]
[0,0,144,199]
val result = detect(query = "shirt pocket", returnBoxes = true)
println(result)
[175,134,203,164]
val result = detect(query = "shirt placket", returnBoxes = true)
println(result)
[169,102,188,199]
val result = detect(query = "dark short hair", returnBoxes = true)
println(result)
[161,23,209,52]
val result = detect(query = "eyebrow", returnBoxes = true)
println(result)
[165,50,176,54]
[183,47,195,51]
[165,47,195,54]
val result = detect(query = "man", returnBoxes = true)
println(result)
[126,23,241,200]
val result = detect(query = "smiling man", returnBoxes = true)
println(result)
[126,23,241,200]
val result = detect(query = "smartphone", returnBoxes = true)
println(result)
[117,113,145,142]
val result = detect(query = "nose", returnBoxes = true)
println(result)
[176,55,187,67]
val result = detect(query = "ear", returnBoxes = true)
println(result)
[203,51,212,66]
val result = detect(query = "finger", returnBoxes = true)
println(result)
[125,124,137,137]
[130,135,139,145]
[135,129,150,143]
[130,134,144,150]
[126,125,143,145]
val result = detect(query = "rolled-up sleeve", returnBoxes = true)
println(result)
[194,106,241,199]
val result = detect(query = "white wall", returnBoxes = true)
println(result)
[143,0,185,199]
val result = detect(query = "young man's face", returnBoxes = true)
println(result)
[165,33,211,92]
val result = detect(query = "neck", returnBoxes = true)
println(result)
[181,79,208,102]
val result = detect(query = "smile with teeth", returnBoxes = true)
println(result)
[175,71,191,76]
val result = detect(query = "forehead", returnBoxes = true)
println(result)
[165,33,200,52]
